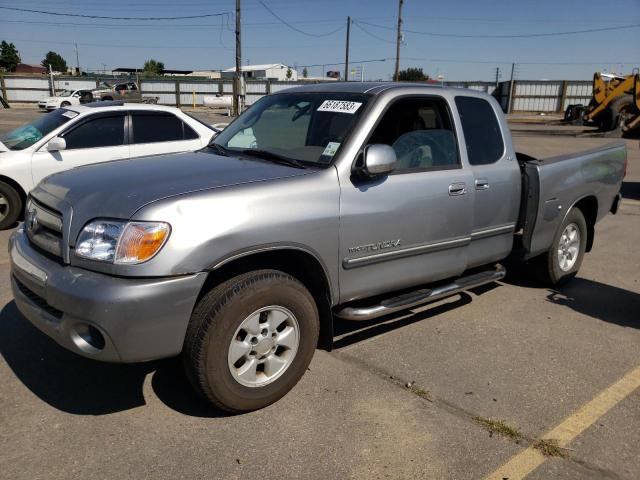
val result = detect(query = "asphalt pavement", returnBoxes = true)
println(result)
[0,106,638,479]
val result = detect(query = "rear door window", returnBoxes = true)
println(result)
[62,114,125,149]
[454,96,505,165]
[131,112,195,143]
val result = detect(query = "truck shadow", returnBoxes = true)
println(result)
[504,266,639,329]
[0,301,229,418]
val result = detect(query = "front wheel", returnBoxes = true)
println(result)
[182,270,319,413]
[0,182,23,230]
[60,101,70,108]
[537,208,587,286]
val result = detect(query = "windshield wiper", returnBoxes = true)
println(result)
[207,143,231,156]
[239,149,307,169]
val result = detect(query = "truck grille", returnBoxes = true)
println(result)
[25,198,64,260]
[14,275,63,320]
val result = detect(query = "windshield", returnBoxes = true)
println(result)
[0,108,75,150]
[58,90,73,97]
[213,92,371,165]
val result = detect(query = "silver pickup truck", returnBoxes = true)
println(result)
[9,83,626,412]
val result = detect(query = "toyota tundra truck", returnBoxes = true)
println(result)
[9,83,626,413]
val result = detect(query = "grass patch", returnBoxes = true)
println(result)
[406,384,432,401]
[533,438,569,458]
[473,416,522,442]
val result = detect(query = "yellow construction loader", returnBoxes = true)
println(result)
[567,71,640,134]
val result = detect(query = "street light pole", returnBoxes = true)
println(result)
[344,16,351,81]
[393,0,403,81]
[233,1,242,116]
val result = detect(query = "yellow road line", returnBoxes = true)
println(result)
[484,364,640,480]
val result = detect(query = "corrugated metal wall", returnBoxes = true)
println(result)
[0,75,594,114]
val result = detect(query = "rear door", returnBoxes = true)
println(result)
[454,95,521,267]
[30,112,129,185]
[129,111,203,157]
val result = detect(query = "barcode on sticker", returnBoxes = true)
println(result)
[317,100,362,114]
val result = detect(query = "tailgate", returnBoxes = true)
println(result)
[519,141,626,259]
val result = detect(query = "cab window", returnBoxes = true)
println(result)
[62,115,125,149]
[368,96,459,172]
[454,96,505,165]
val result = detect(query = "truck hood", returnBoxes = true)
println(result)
[34,149,313,220]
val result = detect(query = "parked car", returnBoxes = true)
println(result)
[0,102,216,229]
[37,89,93,111]
[90,81,142,102]
[9,83,625,413]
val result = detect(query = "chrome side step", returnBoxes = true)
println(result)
[335,265,506,321]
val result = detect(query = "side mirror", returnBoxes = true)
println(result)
[46,137,66,152]
[361,144,397,177]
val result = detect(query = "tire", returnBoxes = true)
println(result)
[600,95,633,131]
[0,182,23,230]
[536,208,587,286]
[182,269,319,413]
[60,101,70,108]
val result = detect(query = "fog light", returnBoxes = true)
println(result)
[71,323,106,352]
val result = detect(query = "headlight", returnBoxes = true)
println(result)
[75,220,170,264]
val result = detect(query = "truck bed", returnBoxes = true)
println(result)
[516,141,626,259]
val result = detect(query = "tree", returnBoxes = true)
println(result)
[302,67,308,78]
[41,51,68,73]
[0,41,21,72]
[286,67,293,80]
[398,67,429,82]
[143,59,165,77]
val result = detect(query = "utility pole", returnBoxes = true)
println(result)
[344,16,351,81]
[494,67,500,89]
[74,42,80,75]
[507,62,516,114]
[393,0,403,81]
[233,0,242,116]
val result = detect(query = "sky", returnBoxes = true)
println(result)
[1,0,639,81]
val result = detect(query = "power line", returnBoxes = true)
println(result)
[256,0,344,37]
[352,20,394,44]
[356,20,640,38]
[0,5,229,20]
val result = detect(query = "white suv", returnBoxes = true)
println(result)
[0,103,217,229]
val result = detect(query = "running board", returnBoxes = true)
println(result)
[335,265,506,321]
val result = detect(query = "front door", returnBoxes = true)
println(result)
[338,95,474,303]
[31,112,129,186]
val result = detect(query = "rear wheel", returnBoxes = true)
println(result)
[0,182,23,230]
[182,270,319,413]
[536,208,587,286]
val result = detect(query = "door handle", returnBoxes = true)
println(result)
[475,178,490,190]
[448,182,466,196]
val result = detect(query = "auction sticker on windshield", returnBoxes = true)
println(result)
[62,111,79,119]
[322,142,341,157]
[317,100,362,114]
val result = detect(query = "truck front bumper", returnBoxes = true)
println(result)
[9,227,207,363]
